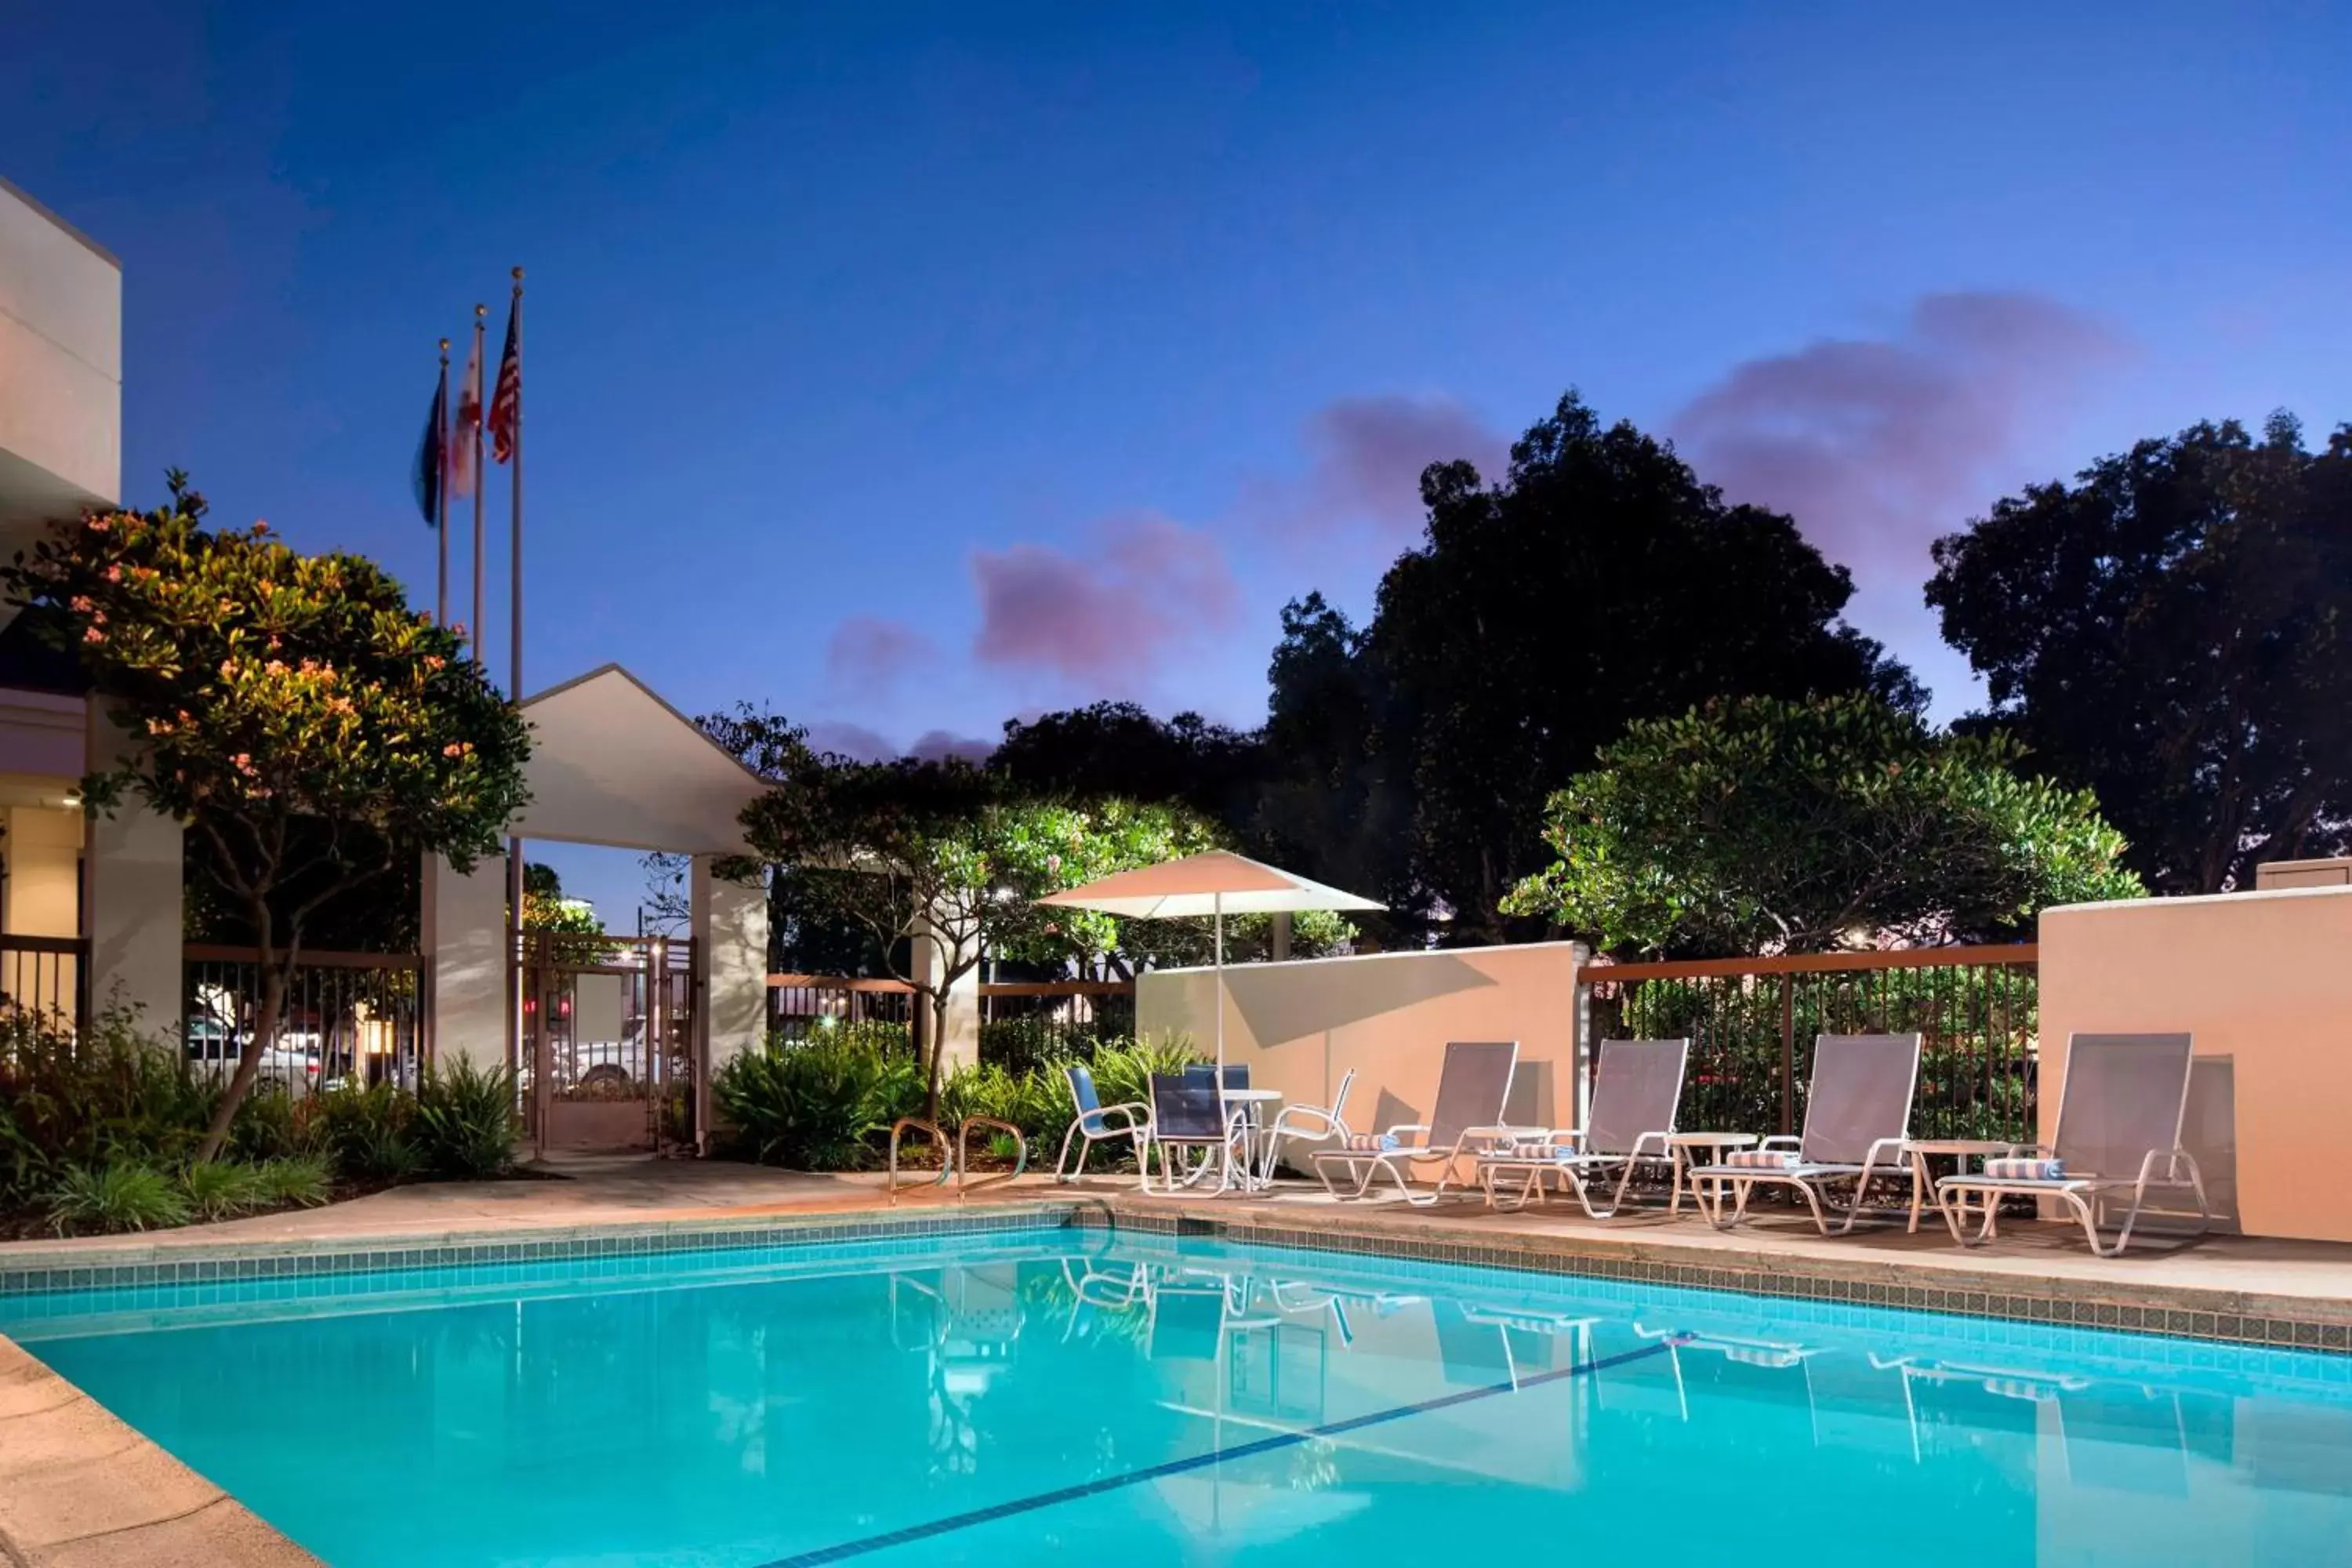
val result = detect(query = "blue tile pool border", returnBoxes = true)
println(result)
[2,1194,2344,1357]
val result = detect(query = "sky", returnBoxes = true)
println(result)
[6,2,2350,921]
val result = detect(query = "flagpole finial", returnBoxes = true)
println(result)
[511,265,524,287]
[438,337,449,358]
[475,302,487,319]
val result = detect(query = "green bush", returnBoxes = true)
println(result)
[316,1080,422,1182]
[46,1162,191,1234]
[252,1155,332,1208]
[1,1007,217,1203]
[180,1158,267,1220]
[414,1061,519,1179]
[229,1084,326,1163]
[716,1033,922,1169]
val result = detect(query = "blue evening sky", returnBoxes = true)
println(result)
[6,2,2347,919]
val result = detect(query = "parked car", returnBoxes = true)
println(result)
[183,1015,320,1088]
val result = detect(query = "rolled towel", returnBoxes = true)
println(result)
[1982,1156,2065,1181]
[1719,1149,1800,1171]
[1337,1132,1402,1152]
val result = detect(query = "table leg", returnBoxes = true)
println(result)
[1671,1145,1688,1215]
[1908,1151,1926,1234]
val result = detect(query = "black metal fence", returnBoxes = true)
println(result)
[0,935,85,1031]
[183,945,425,1094]
[767,974,916,1050]
[978,982,1137,1071]
[1580,946,2040,1143]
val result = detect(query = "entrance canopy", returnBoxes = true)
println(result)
[513,664,767,854]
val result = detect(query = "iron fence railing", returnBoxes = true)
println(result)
[1579,946,2041,1144]
[978,982,1137,1072]
[183,946,424,1094]
[767,974,917,1049]
[0,934,85,1033]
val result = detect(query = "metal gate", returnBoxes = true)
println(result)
[516,931,698,1156]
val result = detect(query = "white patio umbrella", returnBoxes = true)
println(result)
[1036,851,1383,1083]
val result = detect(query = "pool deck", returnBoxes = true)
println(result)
[6,1156,2352,1565]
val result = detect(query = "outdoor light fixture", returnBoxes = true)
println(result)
[60,790,81,809]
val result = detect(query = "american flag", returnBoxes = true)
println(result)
[488,302,521,464]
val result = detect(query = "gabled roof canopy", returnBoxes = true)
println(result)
[513,663,767,855]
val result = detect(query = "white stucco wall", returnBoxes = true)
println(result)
[82,710,181,1030]
[0,176,119,526]
[423,851,511,1071]
[692,855,768,1074]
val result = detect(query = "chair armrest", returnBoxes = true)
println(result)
[1093,1103,1149,1132]
[1861,1137,1907,1167]
[1269,1105,1341,1137]
[1381,1122,1432,1141]
[1627,1130,1673,1157]
[1761,1135,1802,1151]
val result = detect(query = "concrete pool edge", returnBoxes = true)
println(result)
[0,1334,321,1567]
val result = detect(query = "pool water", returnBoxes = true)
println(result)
[5,1228,2350,1566]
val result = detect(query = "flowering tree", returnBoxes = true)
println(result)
[3,474,529,1158]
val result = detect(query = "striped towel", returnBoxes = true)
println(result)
[1982,1156,2065,1181]
[1338,1133,1402,1152]
[1719,1149,1800,1171]
[1490,1141,1573,1162]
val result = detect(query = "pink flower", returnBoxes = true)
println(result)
[70,595,93,613]
[252,521,270,535]
[82,626,106,644]
[103,565,122,583]
[219,660,238,678]
[85,517,110,532]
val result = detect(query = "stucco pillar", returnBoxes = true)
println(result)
[910,906,982,1074]
[691,855,768,1076]
[82,706,181,1031]
[423,850,510,1072]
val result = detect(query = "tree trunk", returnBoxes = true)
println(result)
[195,962,284,1163]
[923,989,951,1123]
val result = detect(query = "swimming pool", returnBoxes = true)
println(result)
[4,1225,2348,1566]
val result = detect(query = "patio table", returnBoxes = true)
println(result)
[1221,1088,1283,1192]
[1900,1138,2015,1233]
[1665,1131,1759,1214]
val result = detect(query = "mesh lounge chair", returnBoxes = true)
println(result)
[1936,1032,2209,1258]
[1477,1037,1689,1216]
[1142,1073,1231,1194]
[1687,1033,1921,1235]
[1053,1062,1150,1184]
[1308,1040,1519,1206]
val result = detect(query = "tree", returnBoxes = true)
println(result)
[1270,392,1918,945]
[1502,694,2143,956]
[4,474,528,1158]
[990,702,1265,829]
[1928,414,2352,893]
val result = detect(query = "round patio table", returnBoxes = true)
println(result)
[1665,1131,1759,1214]
[1220,1088,1283,1193]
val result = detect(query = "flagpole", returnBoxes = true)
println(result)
[470,303,487,653]
[503,267,528,1150]
[434,339,449,626]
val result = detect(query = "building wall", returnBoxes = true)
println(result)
[0,176,121,525]
[2038,886,2352,1243]
[1137,942,1584,1174]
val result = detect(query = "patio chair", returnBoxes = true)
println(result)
[1254,1067,1358,1184]
[1142,1073,1232,1194]
[1935,1032,2208,1258]
[1686,1033,1921,1236]
[1477,1037,1688,1216]
[1052,1062,1150,1184]
[1308,1040,1521,1206]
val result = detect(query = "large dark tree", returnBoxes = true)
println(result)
[1271,392,1916,946]
[1928,415,2352,894]
[989,702,1264,829]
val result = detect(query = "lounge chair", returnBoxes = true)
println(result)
[1142,1073,1231,1194]
[1935,1032,2208,1257]
[1687,1033,1921,1235]
[1052,1062,1150,1184]
[1477,1037,1688,1215]
[1308,1040,1520,1206]
[1254,1067,1358,1185]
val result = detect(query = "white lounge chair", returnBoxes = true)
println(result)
[1687,1033,1921,1236]
[1254,1067,1357,1185]
[1052,1062,1150,1184]
[1309,1040,1520,1206]
[1936,1032,2209,1258]
[1478,1037,1688,1215]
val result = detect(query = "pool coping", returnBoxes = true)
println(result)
[4,1192,2351,1565]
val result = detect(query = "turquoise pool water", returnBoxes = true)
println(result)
[5,1228,2350,1565]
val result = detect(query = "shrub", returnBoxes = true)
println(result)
[1087,1035,1204,1113]
[316,1080,421,1182]
[414,1061,519,1179]
[1,1007,217,1203]
[715,1033,920,1169]
[229,1084,326,1163]
[252,1155,332,1208]
[46,1162,191,1234]
[180,1158,267,1220]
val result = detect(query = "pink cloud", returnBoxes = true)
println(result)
[970,511,1242,684]
[1673,292,2127,578]
[824,615,936,700]
[1244,394,1512,546]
